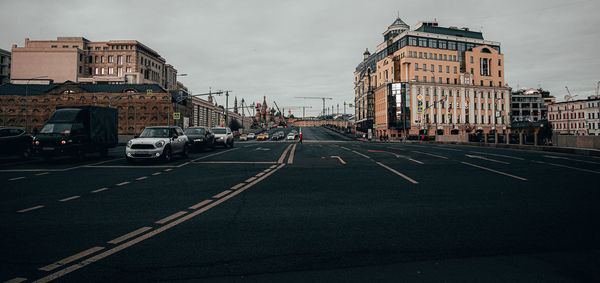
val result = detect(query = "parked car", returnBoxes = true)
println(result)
[184,126,214,152]
[247,133,256,139]
[212,127,234,147]
[33,106,118,160]
[126,126,189,162]
[0,126,33,159]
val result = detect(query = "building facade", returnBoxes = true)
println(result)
[10,37,177,89]
[510,88,555,123]
[355,18,510,138]
[548,97,600,136]
[0,48,10,85]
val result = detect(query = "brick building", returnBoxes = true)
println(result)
[355,18,510,138]
[10,37,178,89]
[548,96,600,136]
[0,48,10,85]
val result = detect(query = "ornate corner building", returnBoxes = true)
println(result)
[354,18,511,138]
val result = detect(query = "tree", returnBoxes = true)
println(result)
[228,118,241,131]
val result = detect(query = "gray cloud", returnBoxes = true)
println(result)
[1,0,599,116]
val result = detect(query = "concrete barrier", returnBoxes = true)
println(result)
[553,135,600,149]
[436,135,468,143]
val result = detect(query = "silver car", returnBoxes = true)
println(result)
[126,126,189,162]
[212,127,234,147]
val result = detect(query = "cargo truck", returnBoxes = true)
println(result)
[33,106,118,160]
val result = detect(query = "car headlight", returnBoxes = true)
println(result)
[127,140,133,148]
[155,140,165,148]
[194,138,203,142]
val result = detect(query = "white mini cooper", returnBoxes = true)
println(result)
[126,126,189,162]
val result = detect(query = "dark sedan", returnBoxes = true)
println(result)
[0,126,33,158]
[184,127,215,152]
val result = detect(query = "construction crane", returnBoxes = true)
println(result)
[281,106,313,119]
[295,96,333,117]
[272,101,286,125]
[596,81,600,98]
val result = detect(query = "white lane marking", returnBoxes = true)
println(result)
[433,146,462,151]
[189,199,212,210]
[287,144,297,164]
[136,176,148,181]
[115,181,130,187]
[465,154,510,165]
[32,164,288,283]
[155,211,188,225]
[164,169,172,172]
[8,176,25,181]
[176,162,191,168]
[278,144,293,164]
[256,172,265,177]
[38,246,104,272]
[58,196,80,202]
[375,162,419,184]
[230,183,245,190]
[212,190,232,199]
[35,172,50,176]
[412,150,448,159]
[17,205,44,213]
[407,158,424,164]
[351,150,371,159]
[87,165,177,168]
[543,155,600,165]
[194,161,277,164]
[152,172,161,176]
[535,160,600,174]
[330,156,346,164]
[461,161,527,181]
[472,151,524,161]
[107,227,152,245]
[91,187,109,194]
[191,147,238,162]
[245,176,257,183]
[340,146,351,151]
[4,277,27,283]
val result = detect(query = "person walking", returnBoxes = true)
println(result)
[299,130,303,144]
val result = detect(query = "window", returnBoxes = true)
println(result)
[101,56,105,63]
[470,56,473,63]
[448,42,456,50]
[418,38,427,47]
[95,47,100,50]
[108,55,114,63]
[126,55,131,63]
[79,66,82,73]
[431,64,434,71]
[498,59,502,66]
[423,64,427,71]
[439,65,442,72]
[95,68,99,75]
[101,68,105,75]
[88,56,92,63]
[51,45,57,48]
[79,54,83,62]
[126,67,132,73]
[498,70,502,77]
[414,76,419,82]
[415,63,419,71]
[423,77,427,83]
[108,67,114,75]
[409,37,417,46]
[424,53,427,59]
[117,55,122,64]
[62,45,68,48]
[444,54,447,60]
[419,52,422,58]
[446,66,450,73]
[439,77,442,84]
[429,39,437,48]
[453,66,457,74]
[470,68,474,74]
[439,41,447,49]
[434,54,438,60]
[88,68,92,75]
[94,56,98,63]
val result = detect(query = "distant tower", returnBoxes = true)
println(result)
[234,96,238,114]
[363,48,370,61]
[383,17,410,41]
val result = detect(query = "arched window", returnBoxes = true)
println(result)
[481,48,492,53]
[152,106,158,110]
[103,96,110,100]
[124,89,138,94]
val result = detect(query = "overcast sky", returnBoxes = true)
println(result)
[1,0,599,116]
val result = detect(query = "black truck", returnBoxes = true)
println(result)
[33,106,118,159]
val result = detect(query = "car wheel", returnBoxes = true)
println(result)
[182,144,189,158]
[162,147,172,163]
[22,146,32,159]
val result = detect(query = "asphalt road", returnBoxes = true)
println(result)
[1,126,599,282]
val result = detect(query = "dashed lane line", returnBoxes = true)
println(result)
[472,151,524,161]
[35,172,50,176]
[212,190,232,199]
[189,199,213,210]
[230,183,245,190]
[375,162,419,184]
[90,187,109,194]
[155,211,188,225]
[533,160,600,174]
[351,150,371,159]
[4,277,27,283]
[8,176,25,181]
[58,196,80,202]
[38,247,105,272]
[163,169,172,172]
[152,172,161,176]
[107,227,152,245]
[461,161,527,181]
[135,176,148,181]
[115,181,130,187]
[408,158,424,164]
[245,176,257,183]
[543,155,600,165]
[433,146,462,152]
[412,150,448,159]
[31,164,287,283]
[17,205,44,213]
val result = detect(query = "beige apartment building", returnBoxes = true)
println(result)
[548,97,600,136]
[10,37,177,89]
[355,18,510,138]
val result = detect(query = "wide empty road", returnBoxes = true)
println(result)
[1,126,599,282]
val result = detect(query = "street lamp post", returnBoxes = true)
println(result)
[25,75,48,131]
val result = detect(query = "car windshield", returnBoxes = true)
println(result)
[40,123,72,134]
[212,128,226,134]
[185,128,205,135]
[140,128,170,138]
